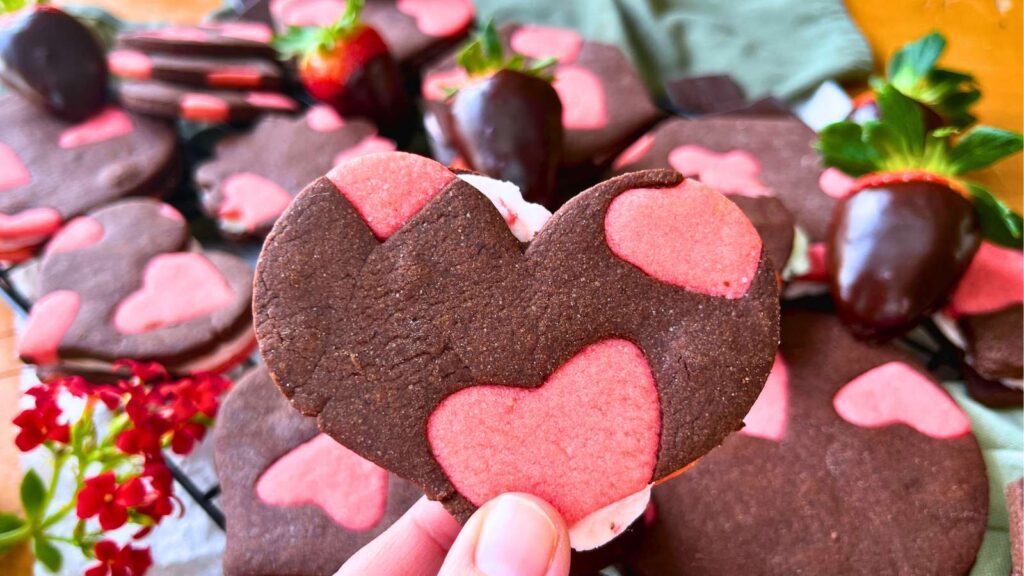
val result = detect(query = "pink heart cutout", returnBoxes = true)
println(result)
[818,167,856,199]
[428,339,660,529]
[0,208,62,239]
[740,354,789,441]
[948,241,1024,316]
[613,133,655,170]
[833,362,970,439]
[553,65,609,130]
[0,143,31,192]
[604,180,762,299]
[668,145,772,198]
[396,0,473,37]
[333,135,397,167]
[271,0,344,27]
[113,253,236,334]
[219,173,294,232]
[18,290,80,365]
[256,434,389,531]
[58,108,134,149]
[44,216,104,256]
[510,26,583,63]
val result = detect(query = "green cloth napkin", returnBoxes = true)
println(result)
[946,383,1023,576]
[473,0,873,100]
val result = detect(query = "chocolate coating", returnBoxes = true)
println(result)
[663,74,746,116]
[828,182,981,341]
[0,6,108,121]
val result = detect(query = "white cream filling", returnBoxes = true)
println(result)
[458,174,552,242]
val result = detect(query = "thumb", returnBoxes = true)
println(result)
[438,493,571,576]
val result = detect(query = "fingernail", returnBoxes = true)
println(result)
[474,495,558,576]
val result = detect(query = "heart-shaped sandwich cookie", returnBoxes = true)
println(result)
[631,311,987,575]
[18,199,255,380]
[0,95,178,261]
[254,151,780,550]
[215,366,422,576]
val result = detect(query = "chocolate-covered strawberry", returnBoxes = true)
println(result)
[0,5,109,121]
[819,84,1023,341]
[849,32,979,130]
[274,0,408,137]
[436,22,563,207]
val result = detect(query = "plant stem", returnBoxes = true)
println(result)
[0,523,30,548]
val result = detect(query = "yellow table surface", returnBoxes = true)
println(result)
[2,1,1022,573]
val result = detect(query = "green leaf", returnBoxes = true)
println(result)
[968,183,1024,247]
[948,126,1024,174]
[0,0,30,14]
[888,32,946,88]
[271,0,364,60]
[34,537,62,573]
[0,513,23,533]
[451,19,556,89]
[873,83,925,156]
[815,121,880,176]
[20,470,45,522]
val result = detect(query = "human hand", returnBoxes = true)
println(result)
[335,493,572,576]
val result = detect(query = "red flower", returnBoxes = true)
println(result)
[13,389,69,452]
[168,420,207,455]
[113,360,169,384]
[76,473,146,530]
[134,463,176,527]
[85,540,152,576]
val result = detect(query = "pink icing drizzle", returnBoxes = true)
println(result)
[113,253,235,334]
[553,65,608,130]
[58,108,134,149]
[605,180,762,299]
[181,94,230,123]
[44,217,104,256]
[256,434,389,530]
[218,173,293,232]
[0,208,62,239]
[396,0,474,37]
[333,135,397,166]
[306,105,346,132]
[326,151,455,240]
[818,167,856,199]
[612,133,655,170]
[0,143,30,192]
[510,26,583,63]
[246,92,297,110]
[947,241,1024,316]
[18,290,80,365]
[668,146,772,198]
[740,354,789,441]
[833,362,970,439]
[107,50,153,80]
[428,339,660,525]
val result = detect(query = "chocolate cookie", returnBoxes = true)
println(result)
[197,105,394,237]
[938,241,1023,407]
[214,365,422,576]
[0,94,178,261]
[254,152,779,551]
[118,79,299,123]
[422,24,662,185]
[631,311,988,576]
[108,49,283,90]
[267,0,473,66]
[1010,478,1023,576]
[18,199,255,379]
[610,117,797,271]
[117,22,276,58]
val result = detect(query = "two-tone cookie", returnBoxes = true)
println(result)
[118,80,298,123]
[630,311,988,575]
[0,94,178,261]
[17,199,255,379]
[108,50,283,90]
[116,22,277,58]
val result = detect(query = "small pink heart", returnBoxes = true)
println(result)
[114,253,236,334]
[108,50,153,81]
[219,173,294,232]
[181,93,230,123]
[0,143,31,192]
[613,133,655,170]
[0,208,62,239]
[396,0,473,37]
[256,434,389,531]
[510,26,583,63]
[604,180,762,299]
[553,65,608,130]
[211,22,273,43]
[59,108,134,149]
[740,354,788,441]
[333,135,397,167]
[18,290,80,365]
[45,216,104,256]
[833,362,970,439]
[271,0,344,27]
[948,241,1024,316]
[421,67,470,101]
[818,167,856,199]
[428,339,660,531]
[668,146,772,198]
[306,105,346,132]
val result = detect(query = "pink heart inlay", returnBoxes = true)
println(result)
[212,22,273,43]
[0,208,62,239]
[421,67,470,101]
[833,362,970,439]
[306,105,346,132]
[668,146,772,198]
[818,167,856,199]
[58,108,134,149]
[553,65,608,130]
[19,290,80,365]
[44,216,104,256]
[947,241,1024,316]
[207,68,263,89]
[219,173,293,232]
[113,253,235,334]
[605,180,762,299]
[181,94,230,123]
[272,0,345,27]
[256,434,389,531]
[510,26,583,63]
[327,151,454,240]
[0,143,31,192]
[333,135,397,166]
[612,133,655,170]
[108,50,153,80]
[396,0,473,37]
[428,339,660,528]
[246,92,297,111]
[740,354,788,441]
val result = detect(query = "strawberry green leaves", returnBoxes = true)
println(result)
[948,126,1024,174]
[885,32,980,128]
[273,0,365,59]
[455,21,555,81]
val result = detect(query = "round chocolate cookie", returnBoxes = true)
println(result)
[631,311,988,576]
[18,199,256,379]
[118,79,299,123]
[214,365,422,576]
[108,49,283,90]
[116,22,276,58]
[610,117,798,272]
[254,152,779,551]
[196,105,393,237]
[0,94,178,261]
